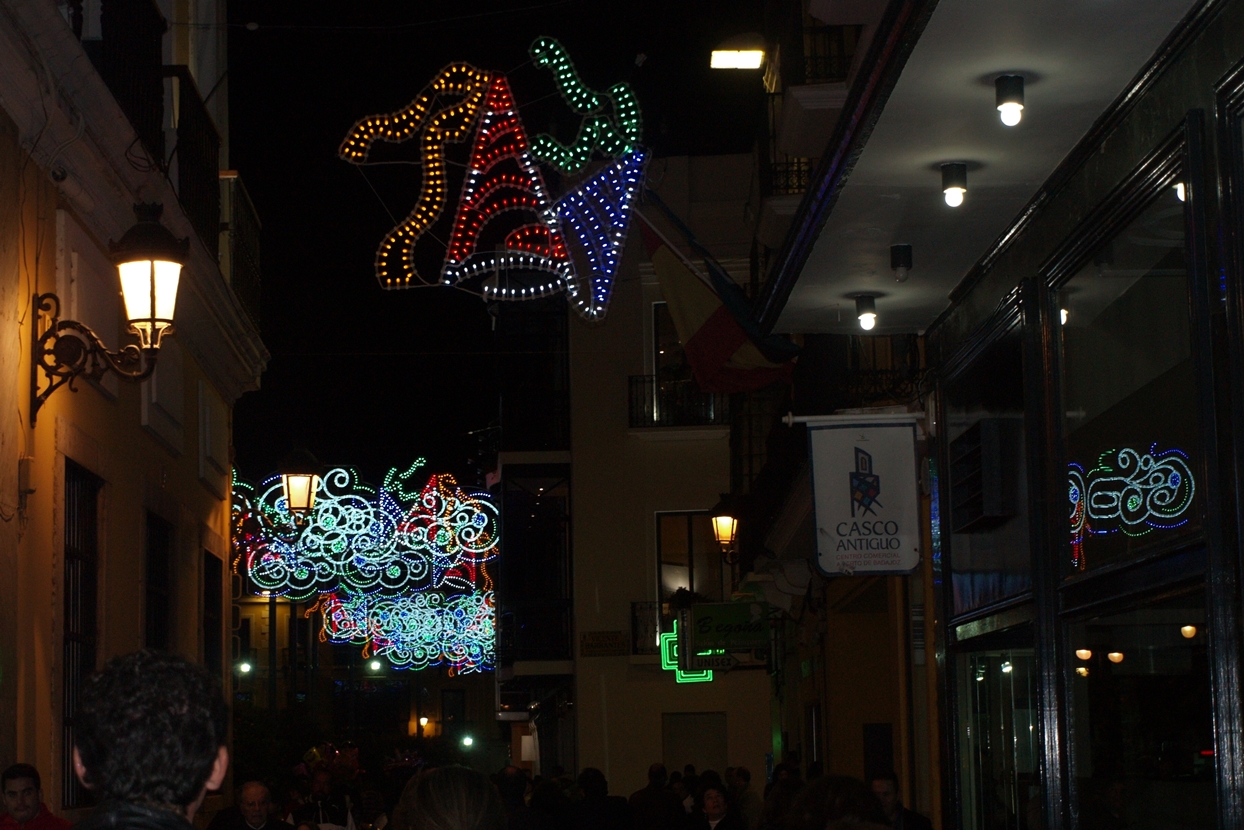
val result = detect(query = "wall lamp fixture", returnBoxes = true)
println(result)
[31,203,187,425]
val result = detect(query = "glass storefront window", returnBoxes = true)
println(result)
[1060,185,1199,575]
[1067,590,1214,828]
[958,645,1040,830]
[944,330,1031,616]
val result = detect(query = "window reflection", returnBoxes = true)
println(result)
[1060,186,1199,574]
[945,330,1031,616]
[1068,591,1215,828]
[958,646,1041,830]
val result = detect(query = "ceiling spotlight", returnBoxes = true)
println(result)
[855,295,877,331]
[995,75,1024,126]
[891,244,913,283]
[942,163,967,207]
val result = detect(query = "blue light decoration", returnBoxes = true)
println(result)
[338,37,645,321]
[534,148,648,320]
[1068,444,1195,570]
[232,462,498,674]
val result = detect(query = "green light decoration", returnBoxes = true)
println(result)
[528,37,642,174]
[660,620,713,684]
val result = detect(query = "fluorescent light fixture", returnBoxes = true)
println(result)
[711,50,764,69]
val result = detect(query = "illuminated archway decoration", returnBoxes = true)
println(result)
[232,463,497,673]
[1068,444,1195,569]
[338,37,646,320]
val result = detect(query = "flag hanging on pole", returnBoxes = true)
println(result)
[637,216,796,394]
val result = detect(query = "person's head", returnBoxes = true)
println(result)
[239,781,273,828]
[73,650,229,818]
[295,823,317,830]
[788,775,887,830]
[311,769,334,800]
[868,772,900,821]
[496,766,528,806]
[702,786,727,822]
[735,767,751,789]
[647,764,668,788]
[391,766,505,830]
[683,765,696,779]
[2,764,43,824]
[577,768,608,800]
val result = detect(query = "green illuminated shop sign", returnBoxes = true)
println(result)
[689,602,770,651]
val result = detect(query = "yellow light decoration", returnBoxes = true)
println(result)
[1181,625,1197,639]
[338,65,492,290]
[1107,651,1124,663]
[1075,648,1092,660]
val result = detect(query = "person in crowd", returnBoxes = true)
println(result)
[529,779,570,830]
[1,764,70,830]
[69,650,231,830]
[629,764,682,830]
[389,766,504,830]
[804,763,823,783]
[290,769,356,830]
[786,776,888,830]
[760,765,802,830]
[728,768,762,830]
[679,775,700,816]
[692,785,745,830]
[567,768,631,830]
[867,772,931,830]
[496,766,546,830]
[296,823,318,830]
[208,781,295,830]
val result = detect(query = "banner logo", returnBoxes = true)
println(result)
[850,447,882,516]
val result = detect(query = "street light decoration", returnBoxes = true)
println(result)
[31,203,188,425]
[232,461,499,674]
[338,37,646,320]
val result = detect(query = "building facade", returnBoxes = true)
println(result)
[0,0,266,817]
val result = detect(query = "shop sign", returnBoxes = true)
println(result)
[580,630,629,657]
[809,415,922,575]
[688,602,770,651]
[688,652,740,672]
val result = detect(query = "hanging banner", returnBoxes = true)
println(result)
[807,414,923,575]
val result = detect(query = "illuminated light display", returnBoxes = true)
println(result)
[543,148,647,319]
[442,75,571,297]
[232,464,497,673]
[659,620,713,684]
[528,37,642,174]
[339,65,493,289]
[1068,444,1195,569]
[339,38,646,319]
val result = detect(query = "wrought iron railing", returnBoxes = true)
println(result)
[764,159,813,196]
[628,376,731,428]
[90,0,166,163]
[220,172,262,327]
[802,25,862,83]
[165,66,221,258]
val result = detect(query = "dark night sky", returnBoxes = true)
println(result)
[227,0,764,485]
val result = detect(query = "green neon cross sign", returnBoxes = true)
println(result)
[660,620,713,683]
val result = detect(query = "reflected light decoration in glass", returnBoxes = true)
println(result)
[1107,651,1124,663]
[1076,667,1089,677]
[1075,648,1092,660]
[1176,182,1186,202]
[1000,661,1013,674]
[1181,625,1197,639]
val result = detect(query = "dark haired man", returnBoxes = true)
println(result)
[1,765,70,830]
[868,772,931,830]
[71,650,230,830]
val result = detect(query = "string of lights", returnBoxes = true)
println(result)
[232,466,499,672]
[549,147,647,319]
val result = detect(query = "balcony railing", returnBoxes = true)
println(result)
[165,67,222,258]
[89,0,166,163]
[628,376,731,429]
[763,159,813,197]
[220,172,262,327]
[802,25,862,84]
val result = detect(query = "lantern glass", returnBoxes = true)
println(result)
[118,258,182,348]
[282,472,321,514]
[711,514,738,549]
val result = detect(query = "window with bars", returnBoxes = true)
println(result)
[145,512,173,650]
[63,460,102,809]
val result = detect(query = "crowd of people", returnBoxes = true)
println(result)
[0,650,933,830]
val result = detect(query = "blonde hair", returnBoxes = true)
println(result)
[391,766,505,830]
